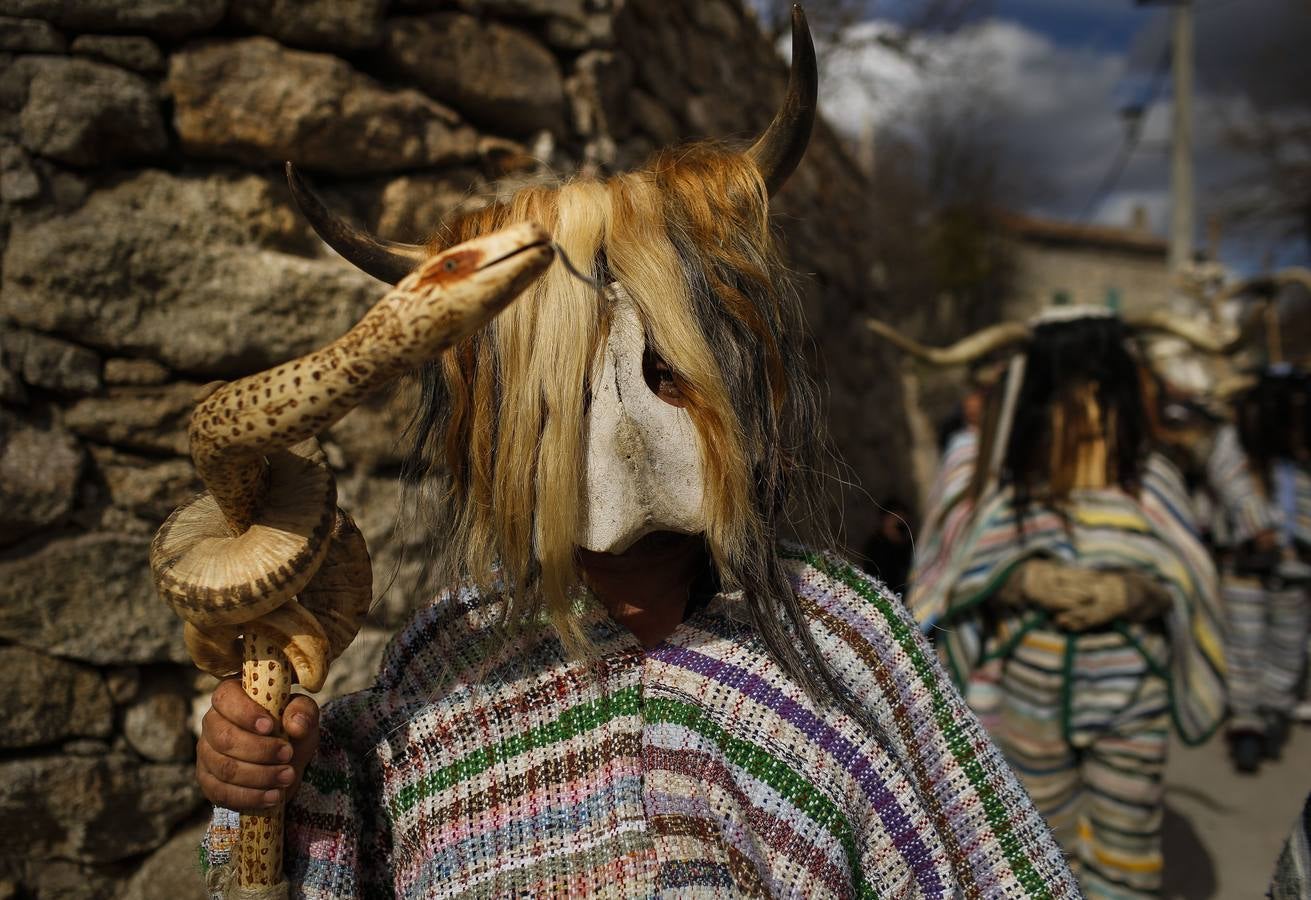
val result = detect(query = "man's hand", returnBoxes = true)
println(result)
[196,678,320,813]
[998,558,1088,613]
[1001,559,1169,631]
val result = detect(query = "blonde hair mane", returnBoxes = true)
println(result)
[403,142,838,703]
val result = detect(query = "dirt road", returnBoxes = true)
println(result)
[1163,723,1310,899]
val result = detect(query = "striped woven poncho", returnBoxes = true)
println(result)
[203,550,1077,898]
[908,433,1226,745]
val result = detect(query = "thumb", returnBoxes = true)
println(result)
[282,695,321,800]
[283,694,320,742]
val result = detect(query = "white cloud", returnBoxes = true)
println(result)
[817,13,1310,269]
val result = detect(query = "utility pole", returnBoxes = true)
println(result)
[1168,1,1194,278]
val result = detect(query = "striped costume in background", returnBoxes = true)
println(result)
[909,440,1223,900]
[1270,791,1311,900]
[1206,425,1310,735]
[203,551,1078,898]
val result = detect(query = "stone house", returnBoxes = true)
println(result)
[999,210,1171,319]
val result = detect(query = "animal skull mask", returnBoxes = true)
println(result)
[578,285,705,553]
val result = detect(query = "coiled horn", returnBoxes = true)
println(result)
[747,4,817,196]
[1124,310,1240,354]
[866,318,1031,367]
[286,162,428,285]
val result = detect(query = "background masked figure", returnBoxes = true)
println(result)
[873,309,1226,899]
[189,11,1077,898]
[1217,368,1311,769]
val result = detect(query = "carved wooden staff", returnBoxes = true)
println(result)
[151,222,552,896]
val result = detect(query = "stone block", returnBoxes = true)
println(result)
[229,0,387,51]
[123,670,194,762]
[70,35,165,74]
[0,532,189,665]
[168,37,478,174]
[0,138,40,203]
[327,381,417,471]
[117,818,209,900]
[383,13,564,135]
[370,169,486,244]
[102,358,171,386]
[0,646,113,749]
[2,169,382,376]
[89,446,198,521]
[0,15,65,52]
[8,56,167,167]
[63,383,200,456]
[0,408,82,544]
[0,328,101,395]
[0,754,200,863]
[0,0,225,39]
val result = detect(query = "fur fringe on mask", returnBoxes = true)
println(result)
[397,142,847,710]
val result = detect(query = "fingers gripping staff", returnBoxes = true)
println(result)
[150,220,553,897]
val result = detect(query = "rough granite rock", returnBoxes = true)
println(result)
[0,409,83,544]
[335,471,441,627]
[117,818,209,900]
[69,35,165,74]
[0,533,189,665]
[19,859,128,900]
[0,646,113,749]
[544,11,612,50]
[123,672,194,762]
[89,446,198,521]
[0,754,200,863]
[103,357,171,386]
[370,168,486,243]
[0,368,26,405]
[0,138,41,203]
[567,49,633,139]
[383,13,565,135]
[168,37,479,175]
[0,0,226,39]
[61,738,112,755]
[104,666,140,705]
[7,56,167,167]
[0,328,101,395]
[315,625,390,703]
[461,0,585,16]
[1,169,382,375]
[327,381,418,471]
[63,383,200,456]
[628,87,681,146]
[229,0,388,50]
[0,15,65,52]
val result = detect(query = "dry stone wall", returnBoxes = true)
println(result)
[0,2,913,897]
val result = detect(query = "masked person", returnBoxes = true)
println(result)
[184,11,1077,898]
[1217,367,1311,770]
[870,308,1228,899]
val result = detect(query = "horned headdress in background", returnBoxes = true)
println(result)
[867,306,1239,504]
[276,7,845,713]
[1211,269,1311,484]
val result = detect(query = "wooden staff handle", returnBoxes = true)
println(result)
[237,628,292,893]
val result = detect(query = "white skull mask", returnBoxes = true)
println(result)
[578,285,706,553]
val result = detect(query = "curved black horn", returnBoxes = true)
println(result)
[285,162,427,285]
[747,4,818,196]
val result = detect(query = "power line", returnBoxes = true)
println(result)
[1078,40,1173,224]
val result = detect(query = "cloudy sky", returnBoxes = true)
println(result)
[805,0,1311,273]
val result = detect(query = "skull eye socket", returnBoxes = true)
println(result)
[642,345,687,407]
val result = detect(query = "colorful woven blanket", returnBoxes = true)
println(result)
[204,550,1077,898]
